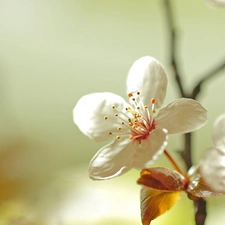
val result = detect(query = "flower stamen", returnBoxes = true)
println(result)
[104,91,156,145]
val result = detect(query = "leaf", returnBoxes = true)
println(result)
[140,186,181,225]
[137,167,187,191]
[137,167,185,225]
[187,177,224,198]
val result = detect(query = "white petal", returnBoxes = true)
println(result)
[131,128,168,169]
[199,147,225,193]
[212,113,225,150]
[155,98,207,134]
[88,138,137,180]
[204,0,225,7]
[126,56,168,108]
[73,92,129,142]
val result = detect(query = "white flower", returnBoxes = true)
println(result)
[204,0,225,6]
[199,114,225,192]
[73,56,207,180]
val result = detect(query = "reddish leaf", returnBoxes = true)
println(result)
[140,186,181,225]
[137,167,187,191]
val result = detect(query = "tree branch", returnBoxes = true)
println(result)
[163,0,185,97]
[181,132,192,170]
[162,1,207,225]
[191,56,225,99]
[163,0,192,170]
[194,198,207,225]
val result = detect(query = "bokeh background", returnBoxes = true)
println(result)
[0,0,225,224]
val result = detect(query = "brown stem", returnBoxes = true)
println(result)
[190,56,225,99]
[164,149,185,175]
[182,132,192,170]
[163,0,192,170]
[194,198,207,225]
[163,0,185,97]
[163,1,206,225]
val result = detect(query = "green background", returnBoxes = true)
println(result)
[0,0,225,224]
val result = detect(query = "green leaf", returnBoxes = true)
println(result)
[137,167,187,191]
[140,186,181,225]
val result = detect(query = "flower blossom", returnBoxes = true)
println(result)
[200,113,225,192]
[73,56,207,180]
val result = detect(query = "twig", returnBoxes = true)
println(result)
[194,198,207,225]
[164,149,186,176]
[163,0,192,170]
[181,132,192,170]
[191,56,225,99]
[162,1,207,225]
[163,0,185,97]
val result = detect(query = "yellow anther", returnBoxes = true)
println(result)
[151,98,155,104]
[115,113,118,117]
[109,132,112,135]
[121,121,125,125]
[128,93,133,97]
[137,91,140,95]
[116,136,120,139]
[117,127,122,130]
[132,98,135,101]
[129,135,134,140]
[111,105,115,109]
[126,107,136,117]
[104,116,108,120]
[137,106,140,110]
[129,122,133,126]
[153,110,156,113]
[144,105,148,108]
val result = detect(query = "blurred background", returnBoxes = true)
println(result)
[0,0,225,224]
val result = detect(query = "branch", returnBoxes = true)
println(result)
[163,0,192,169]
[162,1,207,225]
[163,0,185,97]
[164,0,225,101]
[191,56,225,99]
[181,132,192,170]
[194,198,207,225]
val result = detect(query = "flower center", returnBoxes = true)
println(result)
[104,92,156,145]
